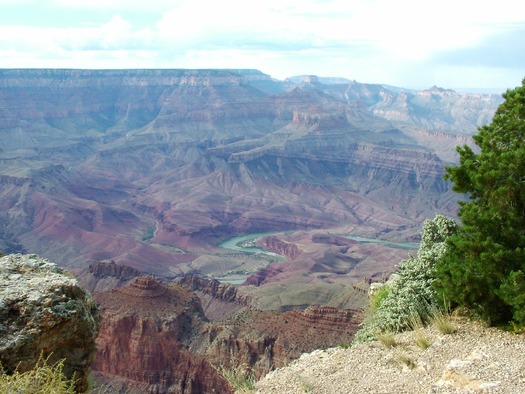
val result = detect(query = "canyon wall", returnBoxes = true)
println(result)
[92,274,362,393]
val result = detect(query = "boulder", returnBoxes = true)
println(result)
[0,254,100,392]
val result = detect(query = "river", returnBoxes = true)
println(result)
[216,231,419,284]
[218,231,289,260]
[336,235,419,250]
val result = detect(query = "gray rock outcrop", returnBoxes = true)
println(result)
[0,254,100,392]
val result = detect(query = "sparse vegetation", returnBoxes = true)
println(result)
[396,353,416,369]
[429,303,457,334]
[0,355,76,394]
[511,321,525,335]
[214,360,256,393]
[413,330,431,349]
[407,311,432,349]
[375,330,397,348]
[292,372,316,393]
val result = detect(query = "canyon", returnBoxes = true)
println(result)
[85,270,362,393]
[0,69,501,284]
[0,69,504,391]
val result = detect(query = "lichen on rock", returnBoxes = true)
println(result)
[0,254,100,392]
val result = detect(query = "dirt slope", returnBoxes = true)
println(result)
[255,317,525,393]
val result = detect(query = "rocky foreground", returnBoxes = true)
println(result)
[255,317,525,393]
[0,254,99,392]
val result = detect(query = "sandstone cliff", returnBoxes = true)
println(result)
[175,274,252,321]
[76,260,142,293]
[257,236,301,260]
[0,254,100,392]
[92,276,231,394]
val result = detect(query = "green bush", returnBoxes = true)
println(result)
[354,214,458,342]
[434,79,525,325]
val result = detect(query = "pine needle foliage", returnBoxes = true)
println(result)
[434,78,525,325]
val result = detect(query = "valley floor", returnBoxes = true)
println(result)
[254,317,525,393]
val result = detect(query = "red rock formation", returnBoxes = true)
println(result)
[92,276,232,394]
[92,275,364,392]
[206,307,361,372]
[242,265,286,287]
[76,260,142,293]
[257,236,301,260]
[175,275,252,321]
[176,274,251,306]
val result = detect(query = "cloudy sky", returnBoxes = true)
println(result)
[1,0,523,91]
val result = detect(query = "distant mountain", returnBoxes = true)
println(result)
[286,75,354,85]
[0,69,503,283]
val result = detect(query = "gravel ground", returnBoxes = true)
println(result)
[255,318,525,393]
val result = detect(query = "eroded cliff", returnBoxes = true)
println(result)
[92,274,363,393]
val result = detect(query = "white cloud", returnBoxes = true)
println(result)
[50,0,173,11]
[0,0,523,89]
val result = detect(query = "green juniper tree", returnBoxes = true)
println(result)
[434,78,525,325]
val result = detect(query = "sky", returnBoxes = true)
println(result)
[0,0,524,91]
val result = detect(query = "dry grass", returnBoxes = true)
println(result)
[397,353,417,369]
[0,356,76,394]
[376,330,397,348]
[430,303,457,334]
[408,313,432,349]
[214,360,256,393]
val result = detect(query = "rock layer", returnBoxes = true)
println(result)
[92,276,231,394]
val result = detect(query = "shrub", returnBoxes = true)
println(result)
[370,284,390,313]
[354,214,458,342]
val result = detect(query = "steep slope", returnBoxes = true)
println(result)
[92,276,231,394]
[92,275,364,393]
